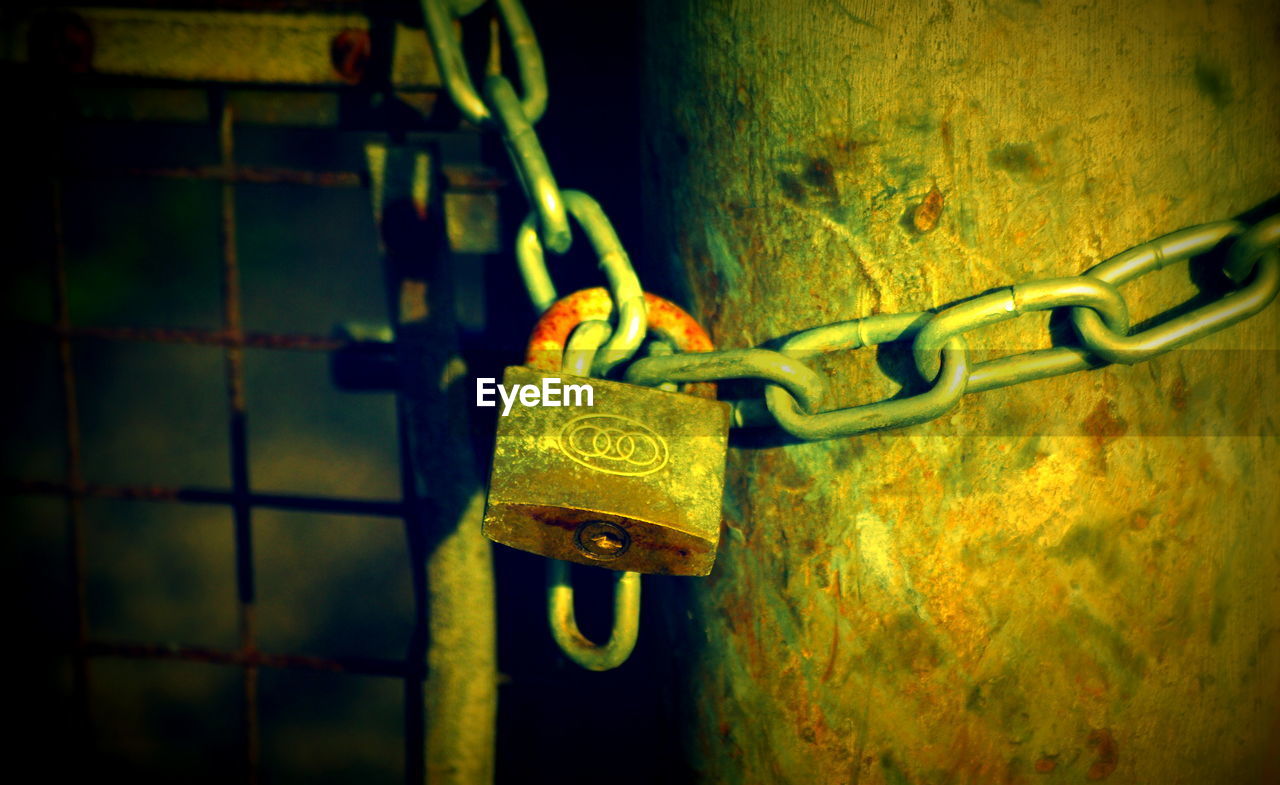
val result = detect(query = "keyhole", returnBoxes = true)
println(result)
[574,521,631,560]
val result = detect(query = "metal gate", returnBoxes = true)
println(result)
[2,4,682,783]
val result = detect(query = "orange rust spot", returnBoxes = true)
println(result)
[1170,374,1189,412]
[940,120,955,168]
[821,622,840,683]
[524,287,716,397]
[1077,672,1109,699]
[1086,728,1118,780]
[1082,399,1128,446]
[1034,757,1057,773]
[912,185,945,233]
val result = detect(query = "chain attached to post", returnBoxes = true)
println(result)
[419,0,1279,674]
[626,215,1280,440]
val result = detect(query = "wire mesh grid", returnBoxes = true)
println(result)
[7,96,428,784]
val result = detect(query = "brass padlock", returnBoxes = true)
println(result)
[483,366,729,575]
[482,289,730,576]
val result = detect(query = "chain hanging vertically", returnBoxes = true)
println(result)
[421,0,651,670]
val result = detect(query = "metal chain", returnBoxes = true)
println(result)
[421,0,647,370]
[422,0,1278,671]
[421,0,547,127]
[627,215,1280,441]
[516,191,647,374]
[422,0,648,671]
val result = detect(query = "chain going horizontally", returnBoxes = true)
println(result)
[626,215,1280,441]
[422,0,648,670]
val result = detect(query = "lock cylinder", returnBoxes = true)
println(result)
[574,520,631,559]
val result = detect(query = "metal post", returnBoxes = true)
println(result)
[367,142,497,785]
[644,1,1280,782]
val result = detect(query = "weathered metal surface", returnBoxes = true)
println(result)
[644,0,1280,783]
[4,8,441,87]
[443,190,501,254]
[483,365,730,576]
[368,143,496,784]
[81,640,414,679]
[11,478,404,518]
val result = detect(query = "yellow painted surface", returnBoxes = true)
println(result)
[644,0,1280,782]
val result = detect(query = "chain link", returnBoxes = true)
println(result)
[517,190,647,374]
[484,73,570,252]
[423,0,647,372]
[627,214,1280,441]
[423,0,649,671]
[1070,220,1280,365]
[624,347,827,412]
[766,319,972,440]
[421,0,547,126]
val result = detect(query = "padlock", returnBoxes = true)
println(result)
[482,288,730,576]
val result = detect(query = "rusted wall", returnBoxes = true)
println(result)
[643,1,1280,782]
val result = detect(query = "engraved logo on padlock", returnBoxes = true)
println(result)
[558,414,669,476]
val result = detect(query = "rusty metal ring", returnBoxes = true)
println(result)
[525,287,718,398]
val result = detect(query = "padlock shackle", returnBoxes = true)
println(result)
[547,560,640,671]
[515,289,722,669]
[525,287,718,398]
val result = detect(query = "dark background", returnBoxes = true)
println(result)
[1,1,698,783]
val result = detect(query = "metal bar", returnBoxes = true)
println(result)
[6,322,350,351]
[45,2,411,11]
[5,480,405,518]
[368,142,433,785]
[82,641,411,679]
[50,177,93,755]
[397,396,427,785]
[57,161,498,192]
[368,142,496,785]
[216,99,260,785]
[6,8,443,89]
[71,165,364,187]
[62,162,499,194]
